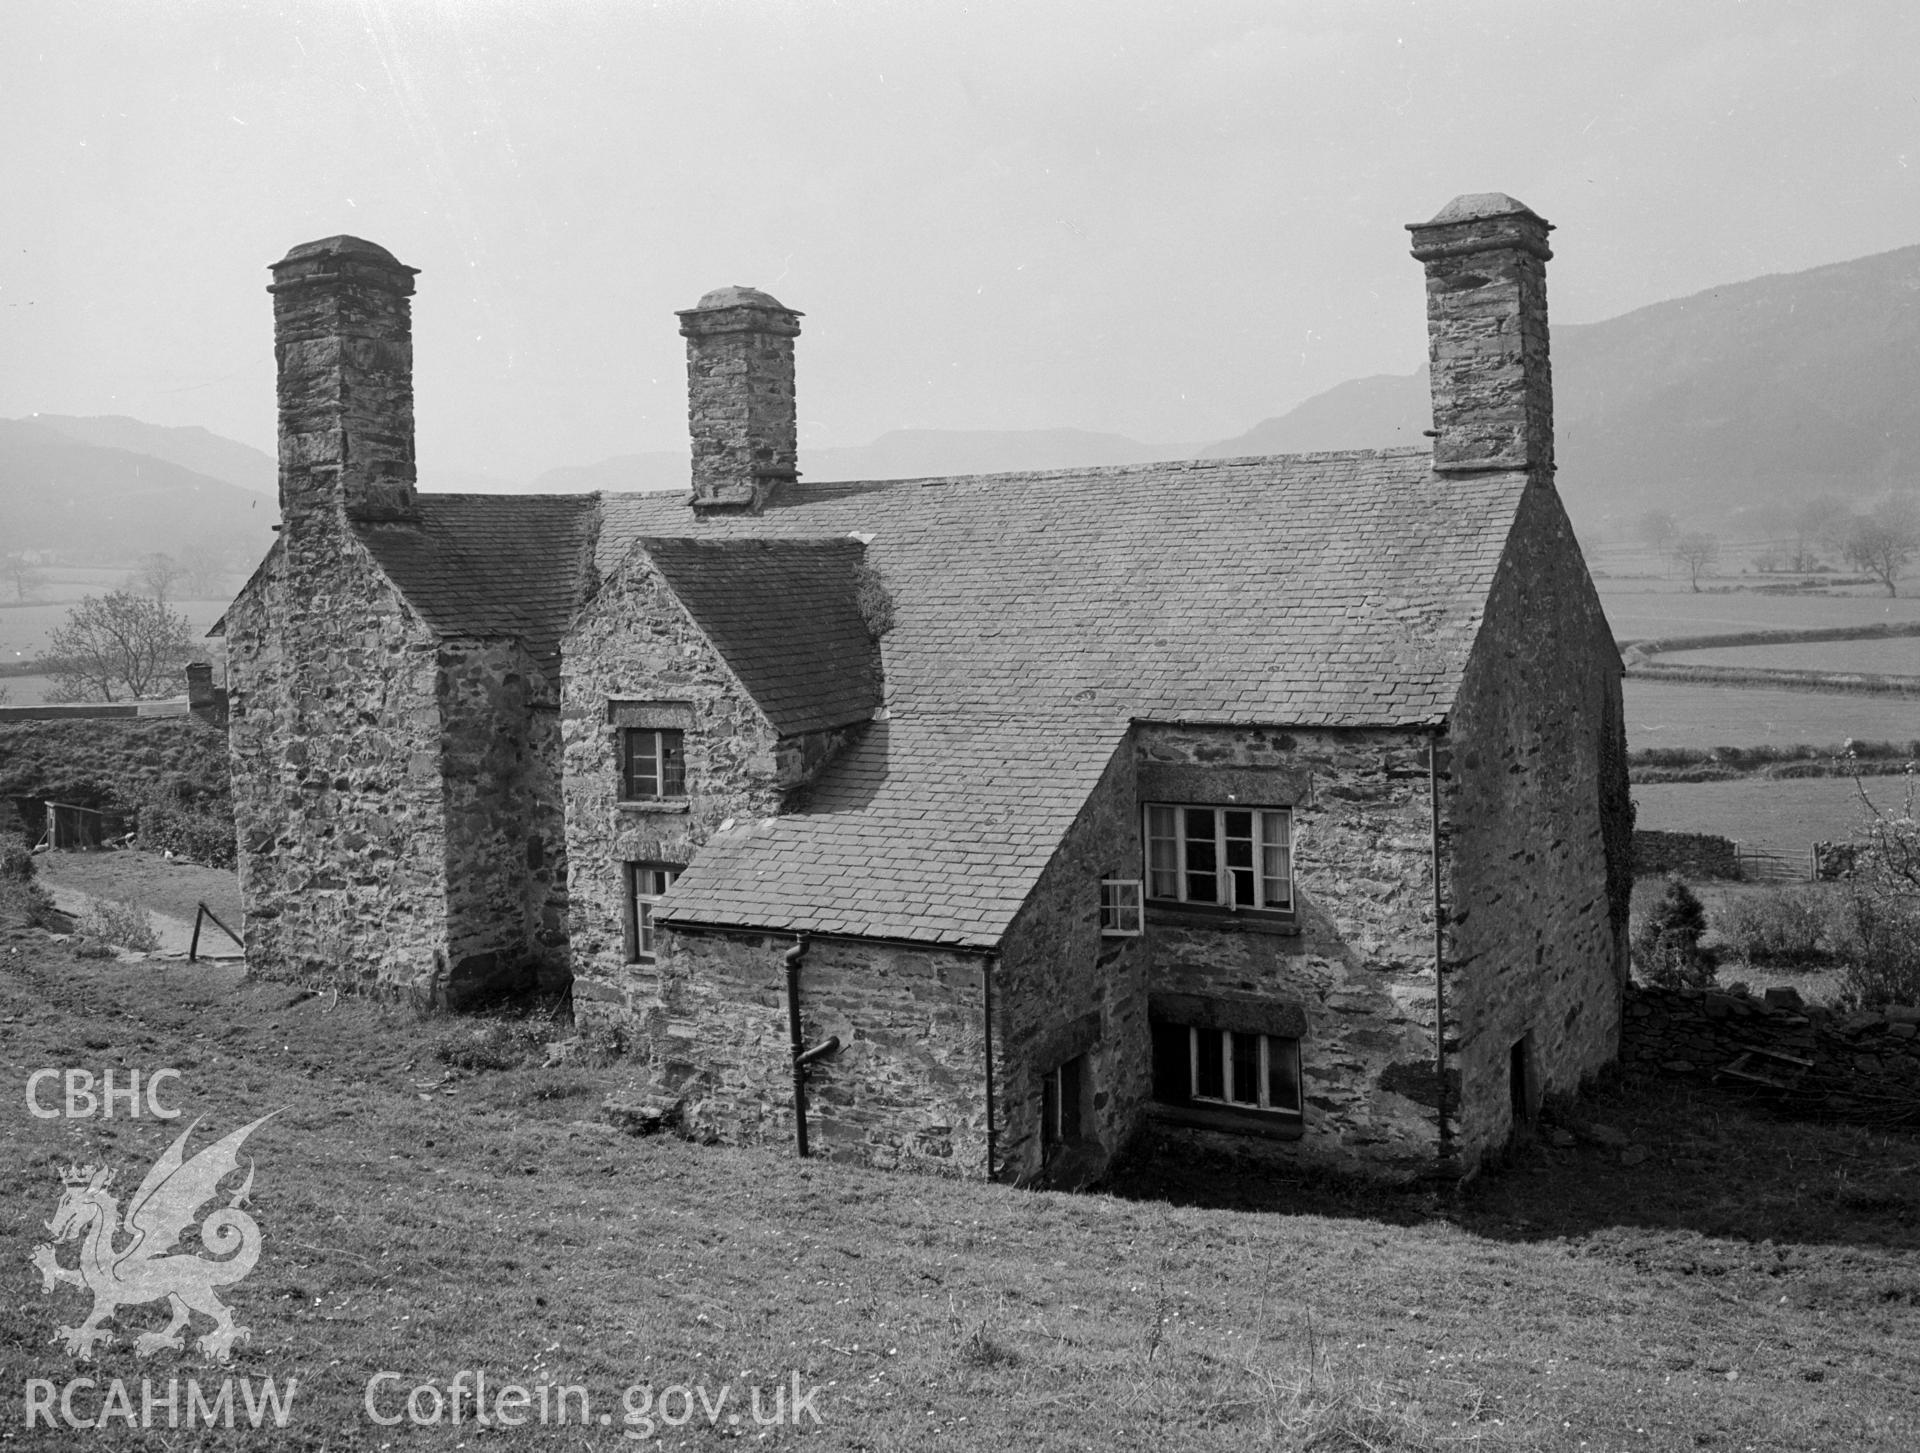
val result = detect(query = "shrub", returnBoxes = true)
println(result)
[1831,778,1920,1009]
[76,898,159,953]
[1633,876,1717,988]
[1832,889,1920,1010]
[0,845,61,930]
[1712,887,1828,966]
[133,796,236,869]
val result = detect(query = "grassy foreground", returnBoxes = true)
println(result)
[3,910,1918,1450]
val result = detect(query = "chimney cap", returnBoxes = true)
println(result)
[1412,193,1549,229]
[683,285,800,315]
[271,235,418,274]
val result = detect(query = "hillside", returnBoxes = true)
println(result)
[26,413,277,495]
[0,418,277,566]
[1208,243,1920,528]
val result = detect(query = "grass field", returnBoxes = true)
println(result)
[1662,638,1920,674]
[1621,679,1920,751]
[1595,585,1920,645]
[5,868,1920,1451]
[1634,776,1913,857]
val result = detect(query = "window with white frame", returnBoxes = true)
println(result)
[623,863,682,963]
[1099,878,1143,936]
[620,728,686,801]
[1151,1022,1302,1116]
[1143,804,1292,913]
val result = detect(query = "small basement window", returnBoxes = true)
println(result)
[1143,804,1292,915]
[1152,1022,1301,1117]
[621,728,686,801]
[1041,1055,1088,1156]
[623,863,682,963]
[1099,878,1143,936]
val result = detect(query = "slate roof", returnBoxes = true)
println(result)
[328,449,1536,949]
[661,715,1130,946]
[638,536,880,736]
[353,493,599,667]
[631,448,1535,949]
[600,450,1526,729]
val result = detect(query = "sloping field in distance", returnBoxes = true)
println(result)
[1661,637,1920,674]
[1634,775,1912,856]
[1622,679,1920,750]
[1597,585,1920,643]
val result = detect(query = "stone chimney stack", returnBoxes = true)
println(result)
[1406,194,1554,475]
[677,286,802,514]
[268,236,421,526]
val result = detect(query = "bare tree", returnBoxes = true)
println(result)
[177,542,230,599]
[1671,533,1719,593]
[1843,498,1920,597]
[43,591,195,702]
[2,553,47,602]
[134,552,184,610]
[1789,495,1845,572]
[1637,509,1677,553]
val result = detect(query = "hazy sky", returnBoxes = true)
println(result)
[5,1,1919,483]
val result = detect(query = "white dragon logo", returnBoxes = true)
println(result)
[30,1113,276,1362]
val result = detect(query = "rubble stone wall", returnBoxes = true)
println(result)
[1130,723,1445,1181]
[1441,480,1627,1169]
[563,553,790,1012]
[1633,830,1740,881]
[992,738,1150,1188]
[626,929,989,1175]
[225,531,451,997]
[1622,984,1920,1118]
[436,638,568,998]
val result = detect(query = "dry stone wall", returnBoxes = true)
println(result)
[1633,830,1740,881]
[1129,723,1446,1180]
[1622,984,1920,1121]
[1441,481,1627,1169]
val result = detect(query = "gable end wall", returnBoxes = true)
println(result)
[224,529,450,994]
[1440,480,1628,1166]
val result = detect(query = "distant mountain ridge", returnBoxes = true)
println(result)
[0,419,276,566]
[1209,243,1920,526]
[11,240,1920,562]
[29,413,278,495]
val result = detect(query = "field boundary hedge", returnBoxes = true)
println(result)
[1620,621,1920,657]
[1624,661,1920,696]
[1627,738,1918,784]
[1618,623,1920,697]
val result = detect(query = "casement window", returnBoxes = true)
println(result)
[1151,1021,1302,1117]
[620,728,686,801]
[1143,804,1292,913]
[623,863,682,963]
[1041,1055,1088,1154]
[1099,879,1143,936]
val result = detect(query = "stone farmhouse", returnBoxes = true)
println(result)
[219,194,1630,1187]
